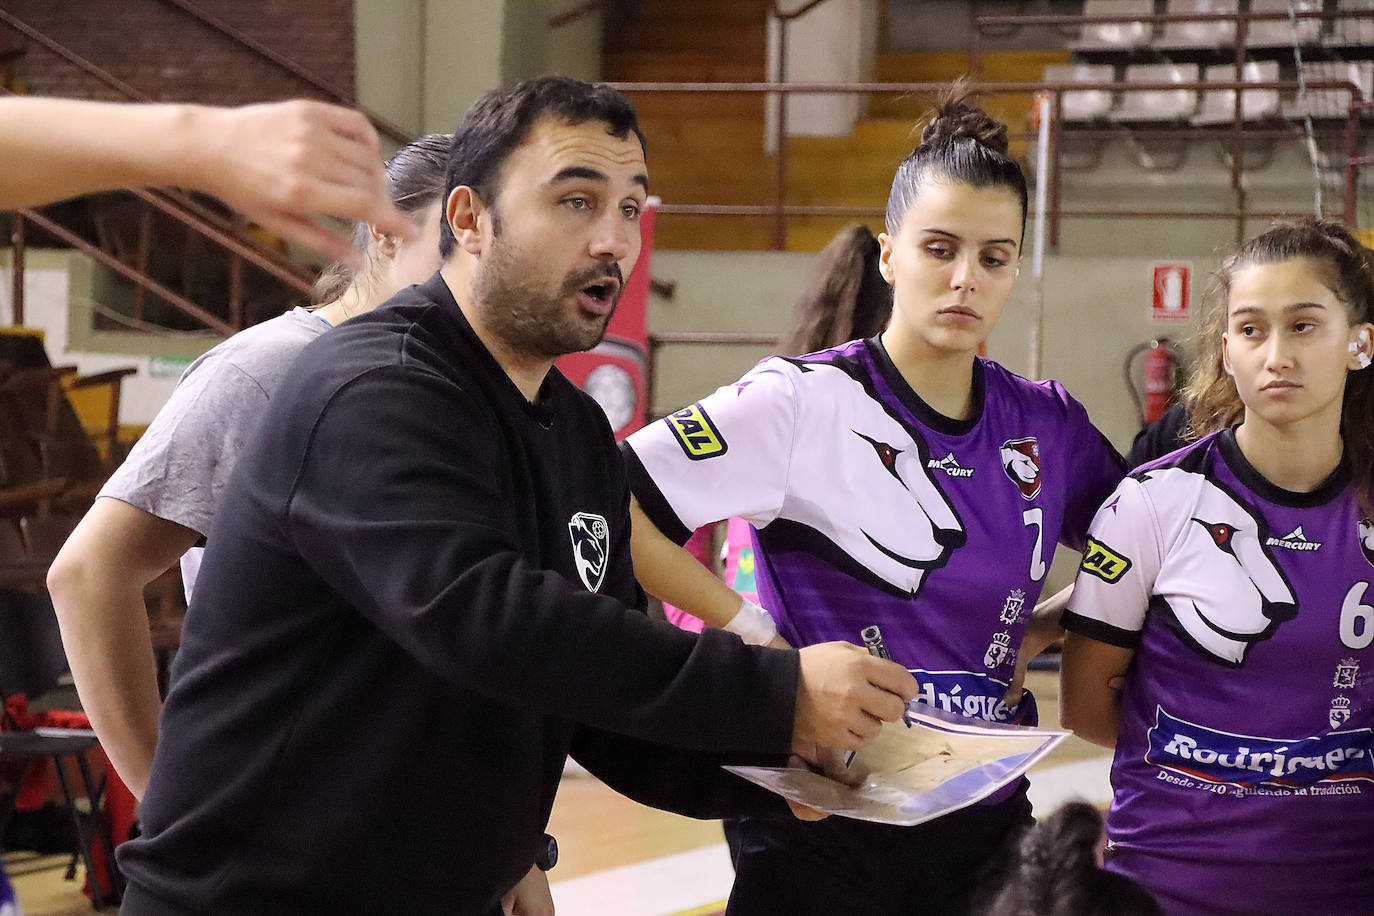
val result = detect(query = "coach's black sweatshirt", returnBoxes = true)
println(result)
[117,272,798,915]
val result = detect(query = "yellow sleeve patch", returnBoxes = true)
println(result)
[667,404,728,460]
[1081,535,1133,583]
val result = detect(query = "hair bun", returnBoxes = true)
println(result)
[919,88,1009,156]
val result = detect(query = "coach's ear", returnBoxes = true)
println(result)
[446,185,486,257]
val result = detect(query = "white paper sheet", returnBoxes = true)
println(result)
[725,704,1069,826]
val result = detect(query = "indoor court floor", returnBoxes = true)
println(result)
[8,671,1113,916]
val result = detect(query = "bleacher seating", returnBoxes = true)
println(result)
[1285,60,1374,119]
[1154,0,1237,52]
[1045,64,1117,121]
[1193,60,1281,124]
[1112,62,1201,121]
[1072,0,1153,52]
[1332,0,1374,48]
[1246,0,1323,50]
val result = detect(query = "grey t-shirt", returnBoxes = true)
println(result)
[100,307,328,600]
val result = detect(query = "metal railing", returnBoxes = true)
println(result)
[0,9,324,334]
[607,77,1365,251]
[969,8,1372,79]
[645,332,779,420]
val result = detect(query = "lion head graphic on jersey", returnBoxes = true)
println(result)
[777,360,966,596]
[1141,468,1297,667]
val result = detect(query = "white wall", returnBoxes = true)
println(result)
[355,0,604,144]
[765,0,879,147]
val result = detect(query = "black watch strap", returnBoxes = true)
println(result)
[535,833,558,872]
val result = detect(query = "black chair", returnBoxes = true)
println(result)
[0,588,122,908]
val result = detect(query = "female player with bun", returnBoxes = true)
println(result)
[623,88,1125,915]
[1061,218,1374,915]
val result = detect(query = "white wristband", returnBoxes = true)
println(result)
[723,596,777,646]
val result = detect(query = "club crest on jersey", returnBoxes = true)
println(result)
[1335,657,1361,690]
[1361,519,1374,568]
[1081,536,1132,583]
[1146,706,1374,788]
[1265,526,1322,552]
[983,631,1015,670]
[1331,696,1353,730]
[666,403,727,461]
[1000,588,1027,625]
[1000,437,1041,499]
[568,512,609,592]
[927,452,975,478]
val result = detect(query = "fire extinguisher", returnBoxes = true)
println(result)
[1124,338,1183,428]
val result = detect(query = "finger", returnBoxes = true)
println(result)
[813,745,863,785]
[787,800,831,821]
[311,131,393,186]
[302,101,382,151]
[298,162,418,242]
[859,685,909,724]
[253,210,361,267]
[862,656,919,701]
[283,179,409,237]
[845,711,883,743]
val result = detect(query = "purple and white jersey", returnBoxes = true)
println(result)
[1063,429,1374,916]
[625,337,1123,727]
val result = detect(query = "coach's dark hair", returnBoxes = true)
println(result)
[310,133,451,305]
[985,802,1163,916]
[1187,217,1374,514]
[781,224,892,356]
[438,76,645,258]
[885,82,1028,239]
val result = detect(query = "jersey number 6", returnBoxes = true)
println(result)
[1339,582,1374,651]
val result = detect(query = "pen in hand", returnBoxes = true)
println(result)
[845,623,916,769]
[861,625,914,728]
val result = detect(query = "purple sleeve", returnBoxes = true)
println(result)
[1057,388,1128,552]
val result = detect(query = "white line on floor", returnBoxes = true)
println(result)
[551,842,733,916]
[551,754,1115,916]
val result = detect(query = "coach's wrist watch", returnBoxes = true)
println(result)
[536,833,558,871]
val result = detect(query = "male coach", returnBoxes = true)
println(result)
[116,77,916,915]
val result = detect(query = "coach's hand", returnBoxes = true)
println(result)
[792,642,917,752]
[500,864,554,916]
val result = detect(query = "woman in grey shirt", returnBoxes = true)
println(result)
[47,134,450,799]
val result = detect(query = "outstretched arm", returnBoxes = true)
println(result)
[47,498,200,798]
[0,97,414,263]
[629,498,787,648]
